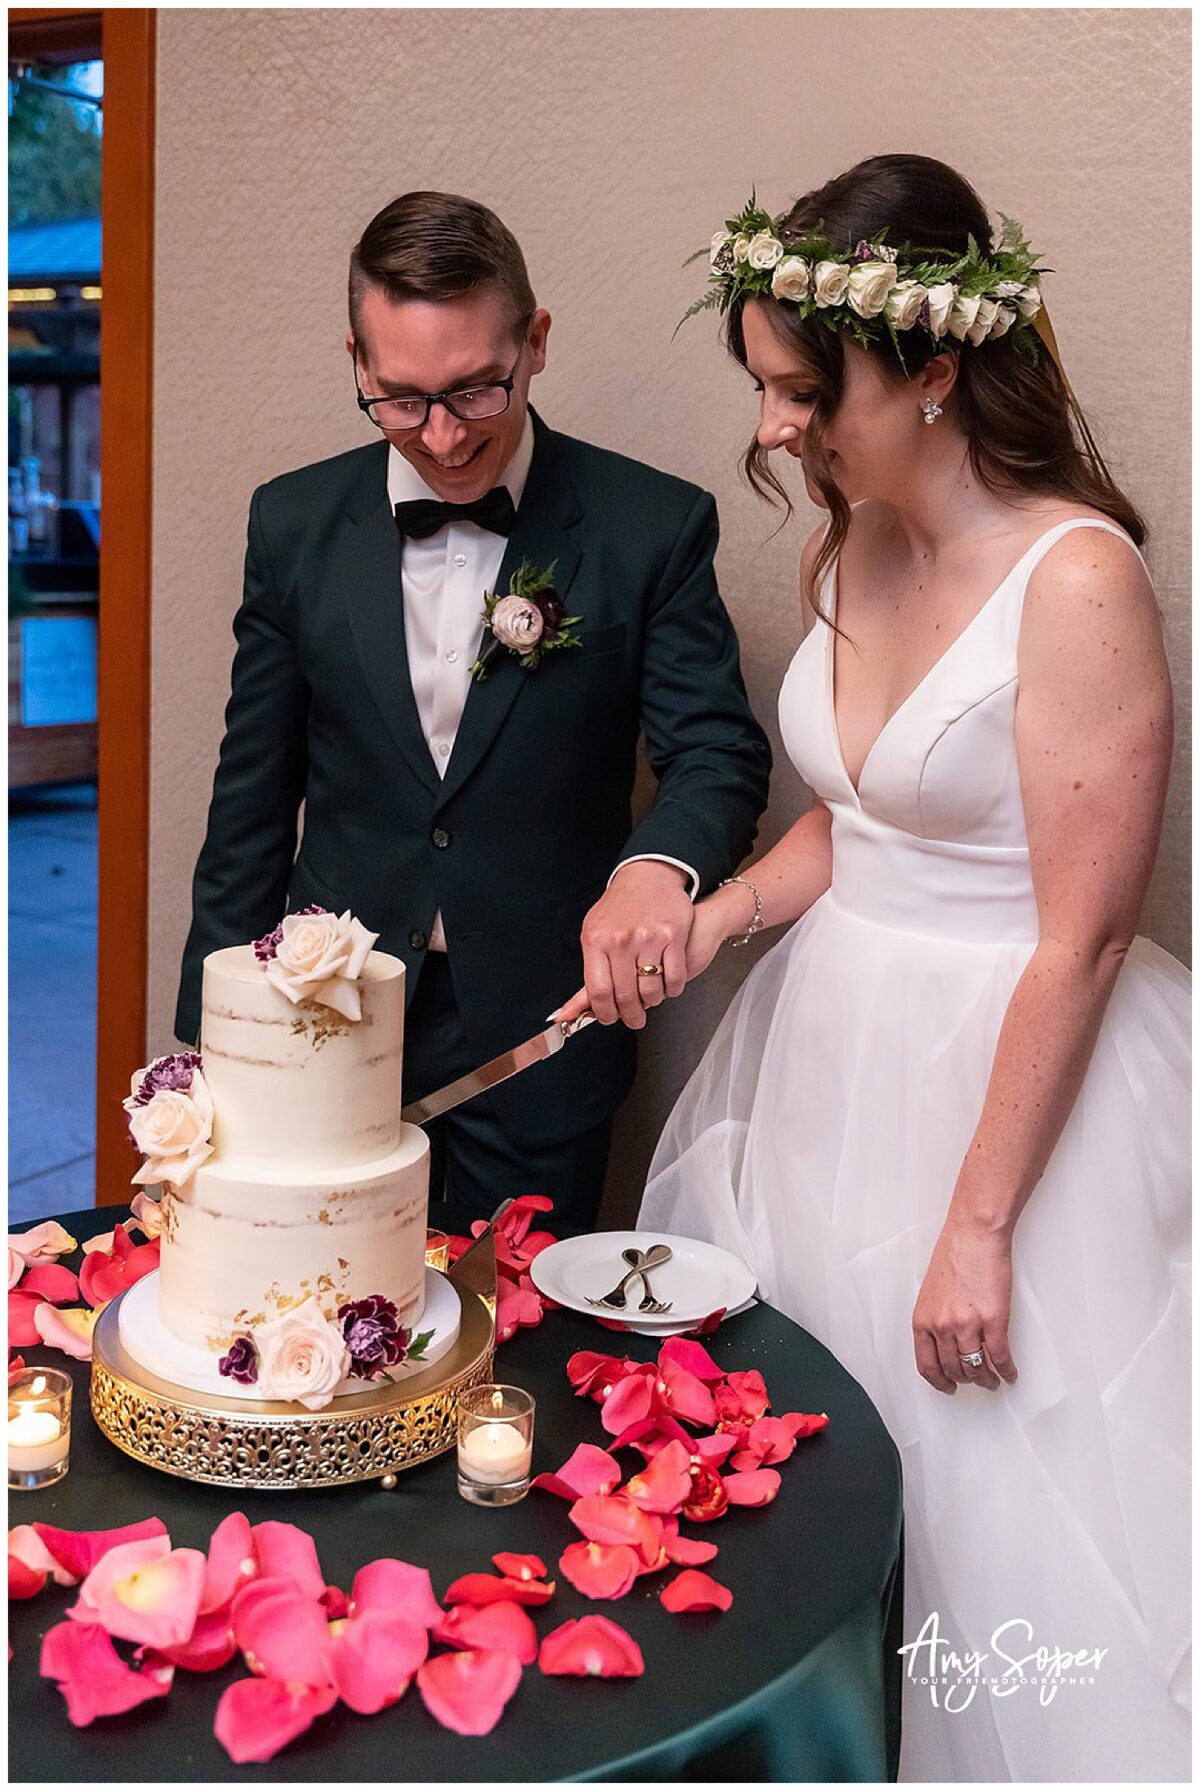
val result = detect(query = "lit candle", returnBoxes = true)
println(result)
[459,1419,531,1486]
[7,1408,67,1472]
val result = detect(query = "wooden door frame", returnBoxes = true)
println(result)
[9,9,155,1206]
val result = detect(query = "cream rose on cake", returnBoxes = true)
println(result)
[253,1297,351,1411]
[264,908,378,1021]
[123,1053,214,1190]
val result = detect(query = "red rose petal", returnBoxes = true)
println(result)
[659,1361,717,1427]
[781,1410,830,1439]
[685,1307,726,1336]
[538,1614,644,1678]
[442,1571,555,1608]
[416,1647,522,1735]
[31,1517,169,1585]
[660,1569,733,1613]
[558,1540,641,1600]
[568,1492,658,1555]
[350,1557,443,1627]
[20,1262,80,1305]
[531,1442,622,1501]
[9,1554,47,1600]
[433,1599,538,1664]
[695,1431,738,1467]
[214,1677,337,1763]
[7,1289,44,1347]
[663,1531,720,1567]
[491,1551,547,1581]
[599,1371,655,1434]
[41,1620,174,1725]
[656,1336,725,1382]
[625,1439,693,1515]
[723,1468,781,1506]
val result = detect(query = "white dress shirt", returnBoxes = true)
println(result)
[387,416,697,954]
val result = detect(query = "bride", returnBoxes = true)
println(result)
[561,153,1190,1782]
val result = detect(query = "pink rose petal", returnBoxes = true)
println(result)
[663,1529,720,1567]
[8,1220,77,1267]
[625,1439,693,1515]
[329,1608,428,1714]
[214,1677,337,1763]
[31,1516,168,1585]
[41,1620,174,1725]
[443,1570,555,1608]
[250,1519,325,1598]
[491,1550,547,1581]
[232,1585,333,1685]
[416,1647,522,1735]
[538,1614,644,1678]
[71,1536,207,1649]
[201,1511,257,1614]
[559,1540,641,1600]
[7,1289,44,1348]
[350,1556,443,1627]
[659,1360,717,1427]
[531,1442,622,1501]
[32,1303,98,1360]
[432,1599,539,1664]
[144,1607,238,1672]
[723,1468,781,1506]
[660,1568,733,1613]
[20,1262,79,1304]
[568,1492,660,1559]
[658,1337,724,1380]
[599,1370,656,1435]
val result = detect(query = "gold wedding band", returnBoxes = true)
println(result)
[636,963,665,979]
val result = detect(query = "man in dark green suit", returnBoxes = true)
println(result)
[176,191,770,1227]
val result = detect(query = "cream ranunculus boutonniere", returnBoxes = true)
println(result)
[470,560,583,682]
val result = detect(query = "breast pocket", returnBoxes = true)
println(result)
[579,621,627,660]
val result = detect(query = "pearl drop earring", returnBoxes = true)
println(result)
[921,399,943,425]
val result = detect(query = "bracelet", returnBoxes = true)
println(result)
[719,875,764,948]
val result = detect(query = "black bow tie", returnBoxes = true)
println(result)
[393,487,517,541]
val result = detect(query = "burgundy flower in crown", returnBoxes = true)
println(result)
[254,905,327,962]
[218,1335,258,1386]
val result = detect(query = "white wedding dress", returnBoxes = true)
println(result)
[639,519,1191,1782]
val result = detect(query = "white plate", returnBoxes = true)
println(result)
[530,1231,757,1327]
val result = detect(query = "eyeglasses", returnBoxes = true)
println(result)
[355,343,524,431]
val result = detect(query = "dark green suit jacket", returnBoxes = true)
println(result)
[176,410,771,1144]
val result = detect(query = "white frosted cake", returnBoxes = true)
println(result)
[118,909,444,1410]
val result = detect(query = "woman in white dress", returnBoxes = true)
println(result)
[564,155,1190,1781]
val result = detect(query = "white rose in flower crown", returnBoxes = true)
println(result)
[709,230,733,268]
[747,231,783,270]
[254,1297,350,1411]
[966,297,1001,345]
[995,280,1025,300]
[989,305,1018,340]
[846,260,898,319]
[732,233,752,264]
[123,1069,215,1191]
[265,909,378,1022]
[812,260,850,308]
[924,282,957,339]
[947,292,982,341]
[490,594,544,654]
[771,256,811,302]
[1016,282,1042,320]
[885,280,927,331]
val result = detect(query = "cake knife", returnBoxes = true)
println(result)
[401,1012,596,1126]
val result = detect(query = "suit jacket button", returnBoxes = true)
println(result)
[408,929,427,951]
[431,827,451,849]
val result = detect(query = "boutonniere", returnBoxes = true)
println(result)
[469,559,583,682]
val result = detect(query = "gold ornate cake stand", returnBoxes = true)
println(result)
[89,1235,498,1491]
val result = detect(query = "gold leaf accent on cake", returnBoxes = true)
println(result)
[317,1208,331,1225]
[337,1258,349,1271]
[316,1272,335,1294]
[206,1332,235,1352]
[159,1188,180,1243]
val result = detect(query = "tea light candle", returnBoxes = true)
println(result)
[459,1419,531,1485]
[8,1367,72,1489]
[7,1409,67,1472]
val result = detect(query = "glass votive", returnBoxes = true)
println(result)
[424,1228,451,1273]
[8,1367,72,1490]
[457,1384,535,1506]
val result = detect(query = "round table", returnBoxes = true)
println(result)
[9,1207,904,1782]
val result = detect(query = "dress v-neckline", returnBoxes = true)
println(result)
[825,522,1088,802]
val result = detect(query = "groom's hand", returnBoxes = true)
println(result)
[574,862,694,1030]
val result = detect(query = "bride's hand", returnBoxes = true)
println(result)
[912,1216,1018,1395]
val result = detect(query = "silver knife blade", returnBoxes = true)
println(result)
[401,1013,595,1126]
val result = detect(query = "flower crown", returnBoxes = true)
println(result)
[685,197,1049,358]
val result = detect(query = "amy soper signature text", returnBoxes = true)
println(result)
[898,1612,1108,1710]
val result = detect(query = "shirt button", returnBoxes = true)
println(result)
[432,827,451,850]
[453,553,467,568]
[444,649,458,664]
[437,740,451,757]
[408,929,427,952]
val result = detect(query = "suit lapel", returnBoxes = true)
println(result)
[437,413,583,805]
[340,441,441,796]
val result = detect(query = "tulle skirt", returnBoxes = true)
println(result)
[639,894,1191,1782]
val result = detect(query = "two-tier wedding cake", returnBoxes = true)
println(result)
[116,907,450,1410]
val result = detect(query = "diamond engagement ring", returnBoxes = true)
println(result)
[959,1349,986,1368]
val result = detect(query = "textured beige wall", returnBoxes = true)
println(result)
[149,7,1190,1222]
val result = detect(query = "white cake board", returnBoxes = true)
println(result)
[118,1267,461,1402]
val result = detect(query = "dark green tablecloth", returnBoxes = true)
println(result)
[9,1207,903,1782]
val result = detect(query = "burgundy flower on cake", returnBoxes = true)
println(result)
[218,1336,259,1387]
[337,1296,408,1380]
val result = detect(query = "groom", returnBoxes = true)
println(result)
[175,190,770,1227]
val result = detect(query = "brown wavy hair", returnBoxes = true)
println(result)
[724,154,1146,611]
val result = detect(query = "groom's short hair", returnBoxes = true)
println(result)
[349,191,536,338]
